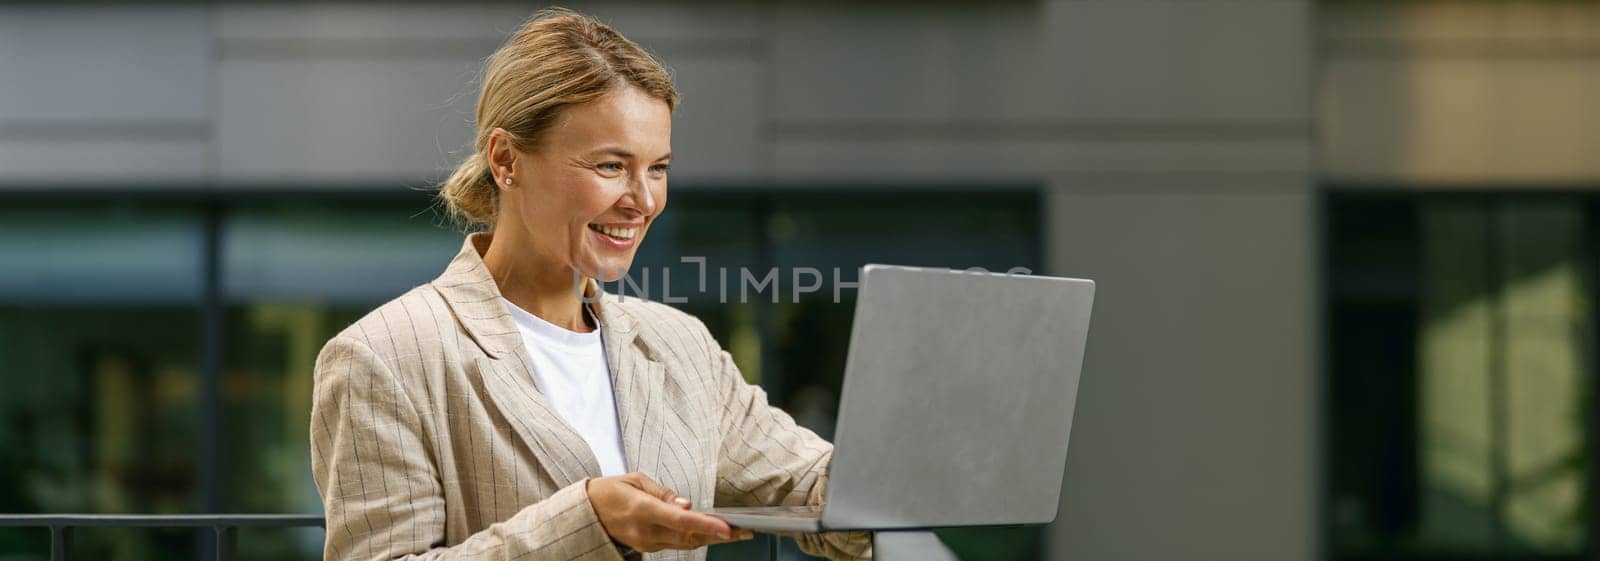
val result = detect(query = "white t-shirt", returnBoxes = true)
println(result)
[502,298,629,476]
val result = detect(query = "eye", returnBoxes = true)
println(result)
[598,162,624,173]
[650,163,671,174]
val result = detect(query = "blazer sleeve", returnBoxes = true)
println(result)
[310,335,625,561]
[698,328,873,560]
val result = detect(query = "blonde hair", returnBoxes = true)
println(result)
[439,7,680,230]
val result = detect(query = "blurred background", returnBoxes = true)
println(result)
[0,1,1595,560]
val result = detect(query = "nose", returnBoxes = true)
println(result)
[619,172,657,217]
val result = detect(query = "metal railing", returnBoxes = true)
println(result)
[0,514,325,561]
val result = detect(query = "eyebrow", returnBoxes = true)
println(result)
[591,147,671,161]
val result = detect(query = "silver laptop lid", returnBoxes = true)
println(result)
[820,264,1094,530]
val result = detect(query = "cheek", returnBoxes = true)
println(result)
[539,172,611,222]
[589,180,629,214]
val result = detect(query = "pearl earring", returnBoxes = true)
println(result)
[503,177,513,186]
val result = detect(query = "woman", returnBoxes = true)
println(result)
[308,7,870,561]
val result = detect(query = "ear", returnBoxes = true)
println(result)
[485,127,519,189]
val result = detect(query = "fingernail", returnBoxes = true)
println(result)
[718,531,731,540]
[674,497,691,506]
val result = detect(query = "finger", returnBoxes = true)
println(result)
[673,497,692,509]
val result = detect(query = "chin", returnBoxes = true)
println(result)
[586,261,634,283]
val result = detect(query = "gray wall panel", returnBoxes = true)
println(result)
[0,139,208,183]
[774,137,1310,181]
[217,2,766,44]
[773,1,1309,125]
[1038,0,1310,123]
[216,57,479,183]
[660,57,766,180]
[0,6,211,123]
[1047,183,1315,561]
[217,3,529,42]
[772,3,1045,124]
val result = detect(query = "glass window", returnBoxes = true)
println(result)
[1328,195,1593,559]
[0,206,203,303]
[0,203,204,559]
[222,203,462,304]
[221,201,460,561]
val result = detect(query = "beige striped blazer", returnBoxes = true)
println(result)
[310,233,871,561]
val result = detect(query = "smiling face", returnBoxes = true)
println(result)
[491,85,672,283]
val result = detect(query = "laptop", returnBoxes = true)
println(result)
[708,264,1095,533]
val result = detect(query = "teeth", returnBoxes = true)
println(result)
[589,224,637,240]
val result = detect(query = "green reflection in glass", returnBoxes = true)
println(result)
[1330,196,1592,559]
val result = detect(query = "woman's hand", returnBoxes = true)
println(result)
[587,472,755,553]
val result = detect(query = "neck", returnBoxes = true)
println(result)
[480,232,594,333]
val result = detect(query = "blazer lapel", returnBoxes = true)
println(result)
[433,234,601,487]
[596,301,688,494]
[604,324,665,474]
[472,355,602,484]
